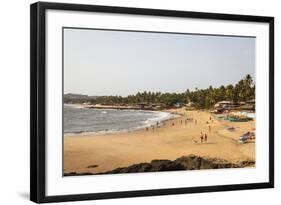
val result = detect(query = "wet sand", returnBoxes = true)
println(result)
[64,109,255,174]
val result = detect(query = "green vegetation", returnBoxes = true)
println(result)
[64,74,255,109]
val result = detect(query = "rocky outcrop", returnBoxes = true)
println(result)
[100,155,255,174]
[64,155,255,176]
[64,172,93,176]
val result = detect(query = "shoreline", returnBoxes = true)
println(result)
[64,108,255,175]
[65,103,166,111]
[64,104,182,136]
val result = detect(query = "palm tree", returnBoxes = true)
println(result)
[225,84,234,101]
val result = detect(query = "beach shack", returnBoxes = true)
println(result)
[173,102,183,108]
[186,102,195,107]
[246,99,255,110]
[239,99,255,111]
[246,99,255,104]
[214,101,238,110]
[151,103,164,110]
[214,101,231,108]
[138,102,148,109]
[213,101,239,114]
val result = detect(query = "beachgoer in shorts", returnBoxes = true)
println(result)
[200,132,204,143]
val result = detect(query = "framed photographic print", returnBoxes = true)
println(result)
[30,2,274,203]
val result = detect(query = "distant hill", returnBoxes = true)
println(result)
[64,93,89,99]
[64,93,98,103]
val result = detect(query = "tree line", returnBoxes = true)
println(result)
[64,74,255,109]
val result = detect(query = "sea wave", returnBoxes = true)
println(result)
[64,103,85,109]
[144,111,172,125]
[64,109,177,136]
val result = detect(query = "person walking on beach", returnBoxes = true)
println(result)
[181,120,183,125]
[200,132,204,143]
[209,125,211,132]
[204,133,208,142]
[195,119,197,125]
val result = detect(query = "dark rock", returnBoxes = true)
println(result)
[99,155,255,174]
[63,155,255,176]
[87,164,99,168]
[64,172,93,176]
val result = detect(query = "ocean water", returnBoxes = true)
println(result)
[64,104,173,135]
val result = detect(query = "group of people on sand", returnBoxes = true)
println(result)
[181,118,194,125]
[192,132,208,144]
[146,121,161,132]
[145,114,214,139]
[200,132,208,143]
[206,116,215,132]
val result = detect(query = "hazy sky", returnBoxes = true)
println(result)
[64,28,255,96]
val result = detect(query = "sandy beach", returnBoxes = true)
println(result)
[64,109,255,174]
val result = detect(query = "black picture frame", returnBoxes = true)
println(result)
[30,2,274,203]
